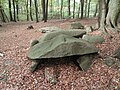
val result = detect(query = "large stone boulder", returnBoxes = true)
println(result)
[82,35,105,44]
[27,33,98,72]
[27,34,98,59]
[71,22,84,29]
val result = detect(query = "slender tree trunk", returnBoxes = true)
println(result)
[12,0,16,22]
[93,3,98,17]
[50,0,53,18]
[60,0,63,19]
[34,0,39,22]
[85,0,87,17]
[16,1,19,21]
[42,0,45,21]
[87,0,91,18]
[26,0,29,21]
[0,6,6,22]
[73,0,75,18]
[57,0,60,18]
[8,0,13,21]
[44,0,48,22]
[30,0,33,21]
[68,0,71,18]
[81,0,84,19]
[77,0,81,18]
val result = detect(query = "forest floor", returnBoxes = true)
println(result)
[0,18,120,90]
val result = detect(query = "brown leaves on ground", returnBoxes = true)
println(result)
[0,19,120,90]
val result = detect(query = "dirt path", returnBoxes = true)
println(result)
[0,19,120,90]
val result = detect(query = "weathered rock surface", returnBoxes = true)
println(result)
[27,31,99,72]
[45,67,57,84]
[85,25,93,33]
[77,54,96,71]
[82,35,105,44]
[37,30,86,43]
[27,34,98,59]
[113,47,120,59]
[104,57,115,67]
[71,22,84,29]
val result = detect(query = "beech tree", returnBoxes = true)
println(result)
[0,0,8,22]
[12,0,16,22]
[8,0,13,21]
[42,0,48,22]
[26,0,29,21]
[98,0,120,33]
[34,0,39,22]
[68,0,70,17]
[30,0,33,21]
[60,0,63,19]
[80,0,84,19]
[73,0,75,18]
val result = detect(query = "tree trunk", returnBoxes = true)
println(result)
[42,0,45,21]
[16,1,19,21]
[73,0,75,18]
[60,0,63,19]
[0,6,6,22]
[50,0,53,18]
[13,0,16,22]
[26,0,29,21]
[44,0,48,22]
[98,0,120,34]
[68,0,71,18]
[8,0,13,21]
[77,0,80,18]
[34,0,39,22]
[30,0,33,21]
[85,0,88,17]
[98,0,107,29]
[93,3,98,17]
[81,0,84,19]
[106,0,120,32]
[87,0,91,18]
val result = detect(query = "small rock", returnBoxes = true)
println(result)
[0,73,8,82]
[44,67,57,84]
[71,22,84,29]
[0,52,4,57]
[104,57,115,67]
[85,25,93,33]
[27,25,34,30]
[82,35,105,44]
[113,47,120,59]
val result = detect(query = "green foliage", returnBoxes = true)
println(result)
[1,0,98,21]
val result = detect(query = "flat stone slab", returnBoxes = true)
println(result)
[27,34,98,59]
[37,30,86,43]
[39,26,63,33]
